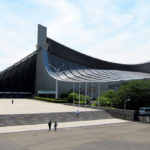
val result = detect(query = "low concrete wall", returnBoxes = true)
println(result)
[102,108,137,121]
[65,103,137,121]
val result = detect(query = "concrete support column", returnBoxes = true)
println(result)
[79,83,81,108]
[91,82,94,108]
[85,82,87,107]
[55,79,58,99]
[98,82,100,109]
[73,82,75,106]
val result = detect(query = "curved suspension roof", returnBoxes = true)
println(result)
[42,38,150,83]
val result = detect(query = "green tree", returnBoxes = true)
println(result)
[97,80,150,110]
[96,90,116,107]
[68,92,90,104]
[116,80,150,109]
[68,92,78,101]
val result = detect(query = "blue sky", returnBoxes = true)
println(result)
[0,0,150,71]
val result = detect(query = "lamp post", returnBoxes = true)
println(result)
[91,82,94,109]
[124,99,130,110]
[73,82,75,106]
[85,82,87,107]
[49,64,64,99]
[79,83,81,108]
[98,82,100,110]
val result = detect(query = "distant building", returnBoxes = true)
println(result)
[0,24,150,98]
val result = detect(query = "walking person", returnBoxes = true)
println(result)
[12,99,14,104]
[48,120,52,131]
[76,109,79,117]
[54,121,58,131]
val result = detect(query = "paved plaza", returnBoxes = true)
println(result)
[0,98,149,150]
[0,119,128,133]
[0,99,96,114]
[0,99,113,127]
[0,122,150,150]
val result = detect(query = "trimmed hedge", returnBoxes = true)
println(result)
[74,101,86,104]
[34,97,69,103]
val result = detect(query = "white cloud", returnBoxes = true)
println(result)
[0,0,150,71]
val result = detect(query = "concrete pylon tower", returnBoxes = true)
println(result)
[35,24,56,97]
[37,24,47,51]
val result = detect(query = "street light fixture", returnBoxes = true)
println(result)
[124,99,130,110]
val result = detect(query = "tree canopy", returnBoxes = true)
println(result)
[99,80,150,110]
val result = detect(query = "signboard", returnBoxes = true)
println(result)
[38,90,56,94]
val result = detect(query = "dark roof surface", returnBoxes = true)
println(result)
[47,38,150,73]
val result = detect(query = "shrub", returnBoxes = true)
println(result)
[96,90,116,107]
[84,95,90,103]
[68,92,91,103]
[34,97,69,103]
[74,100,85,104]
[60,93,68,99]
[76,94,85,101]
[68,92,78,101]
